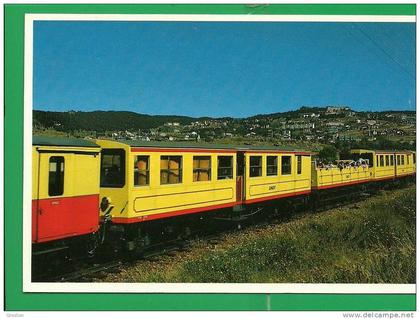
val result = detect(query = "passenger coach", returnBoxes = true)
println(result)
[96,139,238,224]
[95,139,312,228]
[32,136,101,253]
[351,149,416,180]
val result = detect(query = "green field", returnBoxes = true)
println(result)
[100,185,416,283]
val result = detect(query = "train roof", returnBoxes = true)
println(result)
[351,148,415,154]
[33,135,99,148]
[108,139,312,154]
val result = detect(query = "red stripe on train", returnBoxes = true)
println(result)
[112,201,238,224]
[314,178,371,190]
[315,173,416,190]
[395,172,416,178]
[244,190,311,204]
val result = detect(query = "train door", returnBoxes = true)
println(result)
[236,152,245,204]
[34,150,99,243]
[34,152,73,242]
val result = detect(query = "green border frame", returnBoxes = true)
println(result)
[4,4,416,311]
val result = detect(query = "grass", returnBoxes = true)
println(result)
[100,186,416,283]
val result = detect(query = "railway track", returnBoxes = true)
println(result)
[34,234,223,282]
[50,261,123,282]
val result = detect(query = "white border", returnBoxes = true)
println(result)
[23,13,416,294]
[23,13,417,22]
[26,282,416,294]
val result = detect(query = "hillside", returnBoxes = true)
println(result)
[33,107,416,151]
[33,110,197,131]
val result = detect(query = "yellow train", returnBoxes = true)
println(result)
[32,136,415,256]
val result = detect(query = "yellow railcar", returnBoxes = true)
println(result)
[351,149,396,181]
[311,165,372,190]
[311,149,374,190]
[408,151,416,175]
[243,150,312,204]
[32,136,101,244]
[395,151,416,177]
[95,140,313,224]
[95,139,238,223]
[374,151,396,181]
[350,149,416,181]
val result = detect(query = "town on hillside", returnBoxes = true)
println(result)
[33,106,416,151]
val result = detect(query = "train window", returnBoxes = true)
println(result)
[390,155,394,166]
[380,155,384,167]
[101,149,126,188]
[134,156,149,186]
[193,156,211,182]
[161,156,182,184]
[250,156,262,177]
[407,155,410,165]
[266,156,278,176]
[376,155,379,166]
[48,156,64,196]
[397,155,401,166]
[414,153,416,164]
[281,156,292,175]
[385,155,389,166]
[217,156,233,180]
[360,153,373,167]
[402,155,405,165]
[297,155,302,174]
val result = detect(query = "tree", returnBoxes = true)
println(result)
[318,145,338,163]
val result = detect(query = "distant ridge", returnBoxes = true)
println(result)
[34,110,197,132]
[33,108,415,133]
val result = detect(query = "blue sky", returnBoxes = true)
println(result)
[34,21,415,117]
